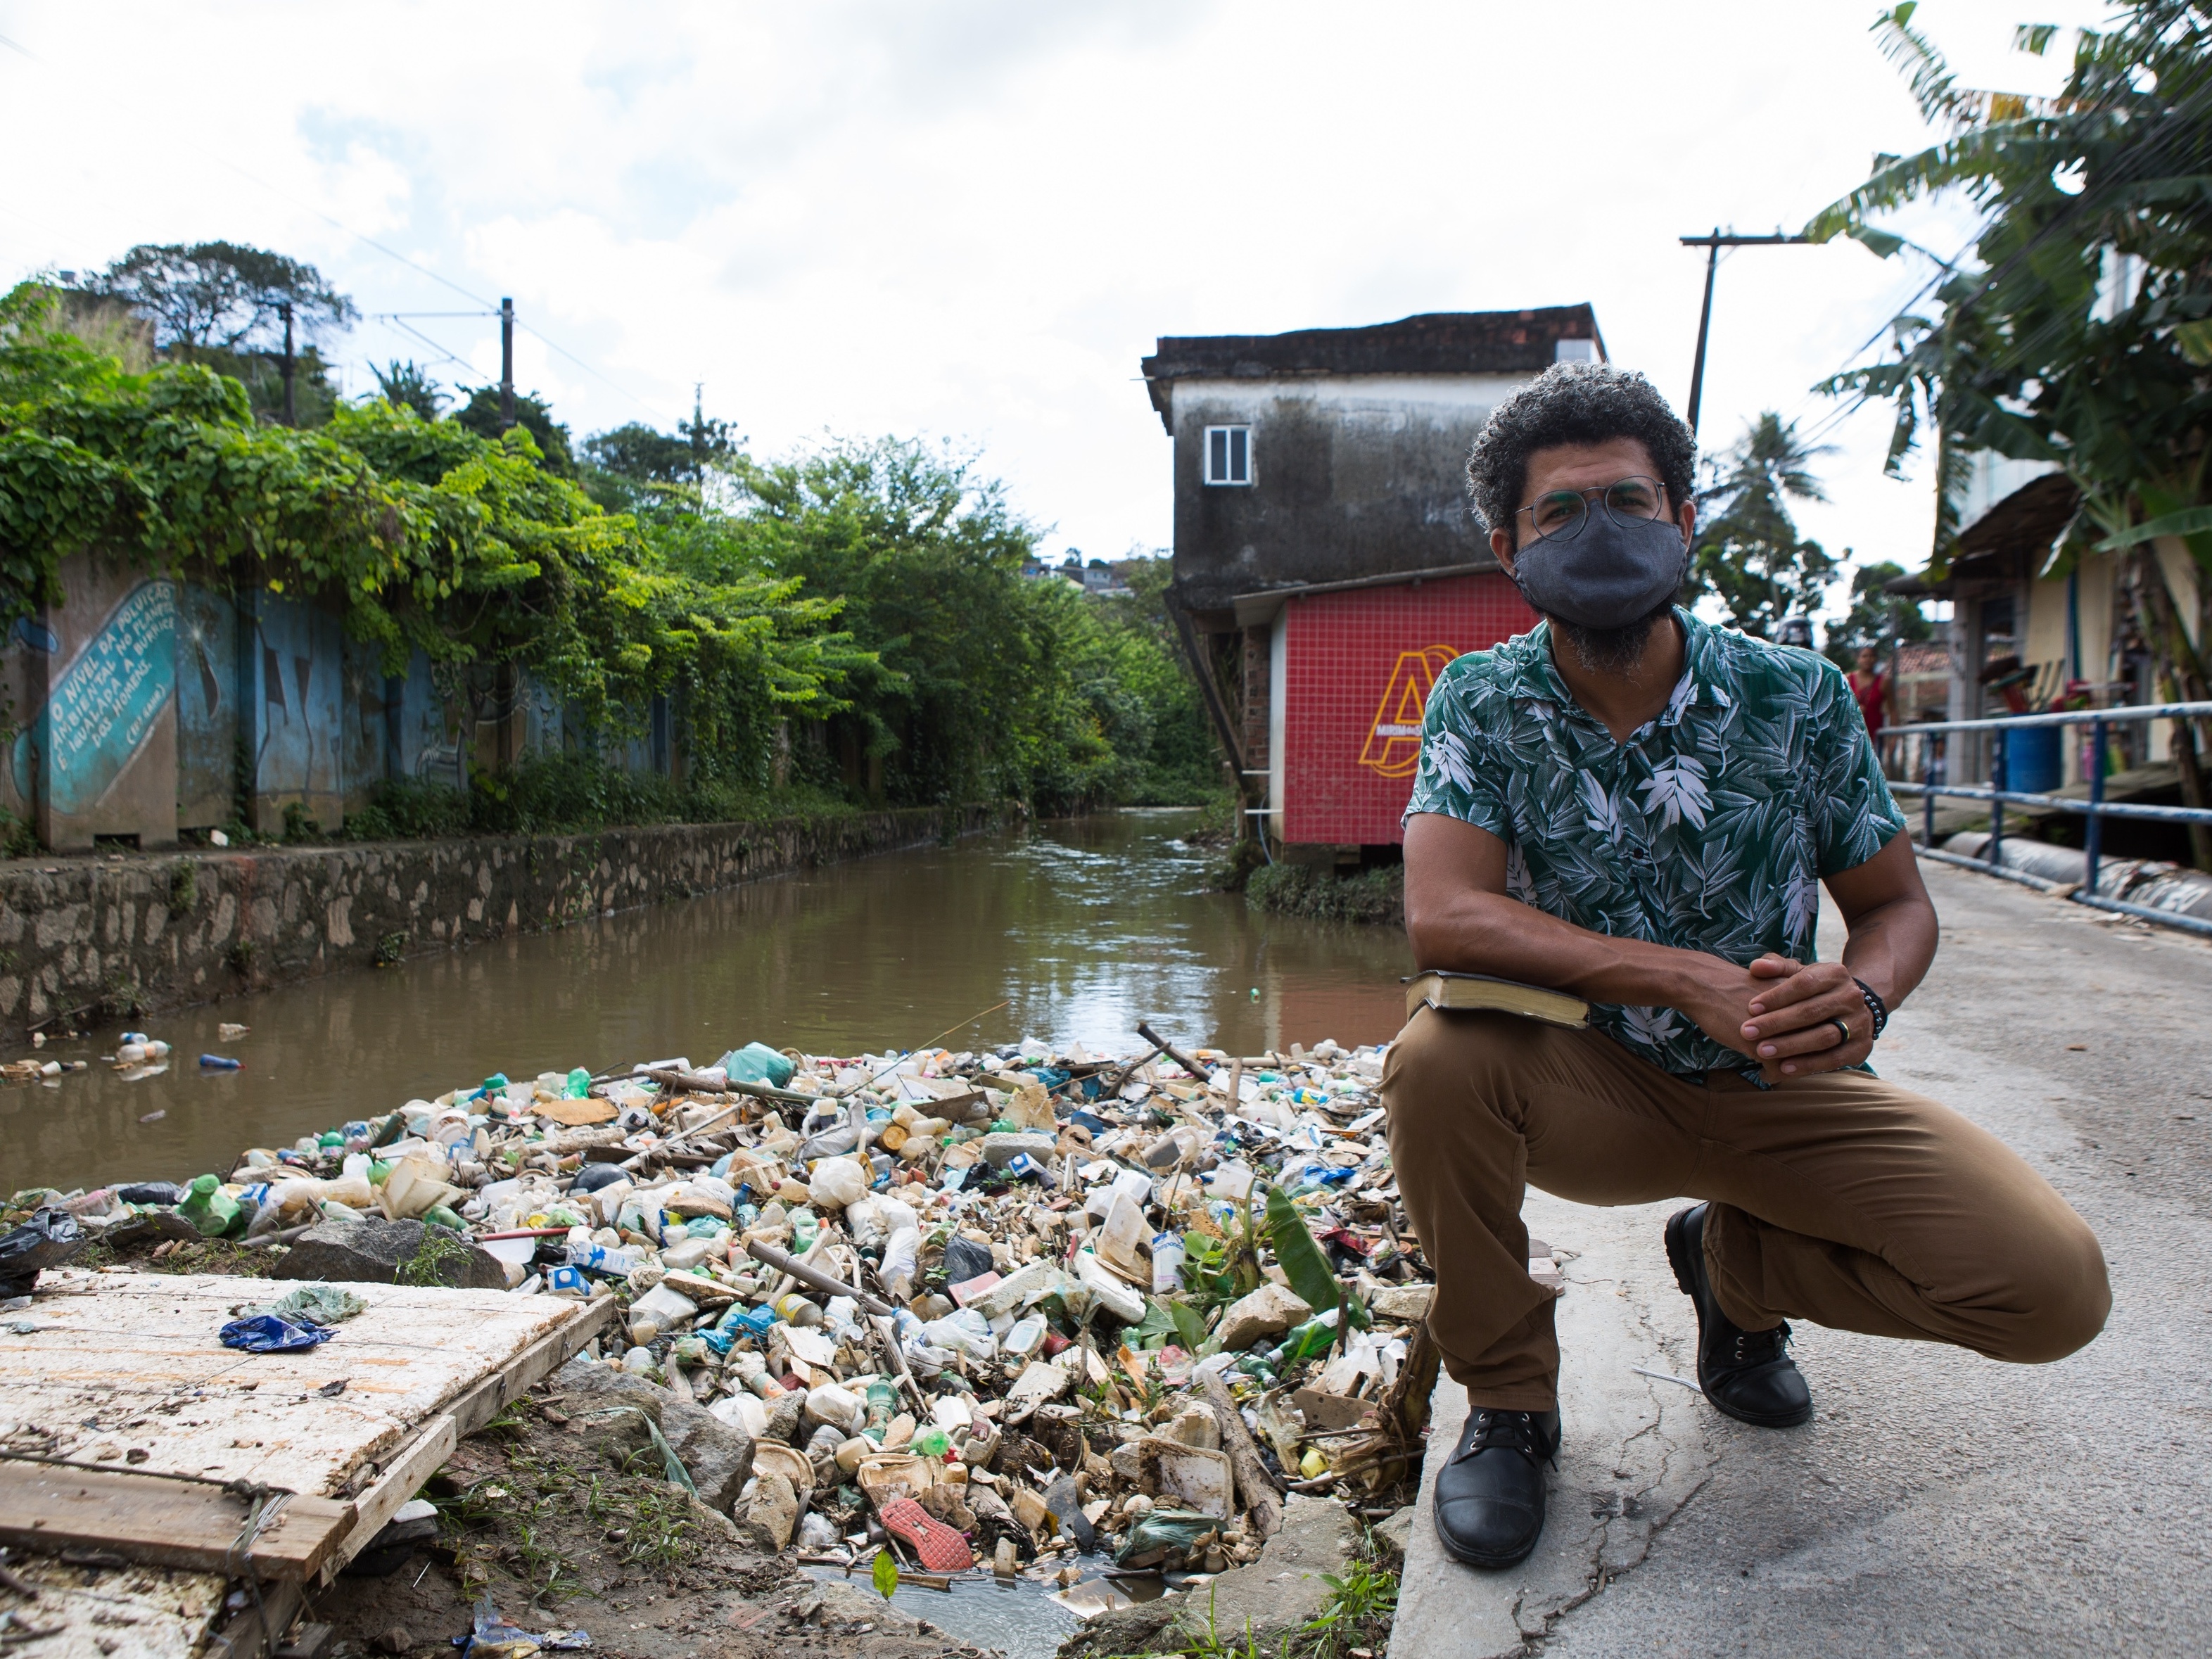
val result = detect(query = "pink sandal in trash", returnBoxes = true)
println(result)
[879,1497,974,1572]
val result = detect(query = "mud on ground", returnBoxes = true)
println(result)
[312,1391,989,1659]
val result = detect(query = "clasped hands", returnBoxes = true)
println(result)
[1681,954,1872,1083]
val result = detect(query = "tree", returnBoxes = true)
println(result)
[1687,412,1839,638]
[374,360,445,421]
[1808,1,2212,860]
[584,413,739,489]
[453,386,573,473]
[90,241,356,352]
[1822,560,1936,670]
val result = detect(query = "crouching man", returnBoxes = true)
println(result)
[1382,362,2109,1570]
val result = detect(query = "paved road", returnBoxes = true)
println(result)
[1391,857,2212,1658]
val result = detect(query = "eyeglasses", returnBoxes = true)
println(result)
[1514,476,1670,542]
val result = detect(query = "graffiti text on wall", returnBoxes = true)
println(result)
[21,583,177,816]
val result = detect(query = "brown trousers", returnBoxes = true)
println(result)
[1381,1008,2111,1410]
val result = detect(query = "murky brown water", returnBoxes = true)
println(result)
[1,811,1412,1194]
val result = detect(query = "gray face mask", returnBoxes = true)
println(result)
[1508,509,1689,630]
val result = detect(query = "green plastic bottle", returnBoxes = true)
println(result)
[564,1067,592,1099]
[179,1174,239,1238]
[863,1379,897,1442]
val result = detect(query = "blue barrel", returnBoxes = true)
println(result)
[2005,725,2062,795]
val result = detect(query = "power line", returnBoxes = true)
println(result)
[193,155,668,422]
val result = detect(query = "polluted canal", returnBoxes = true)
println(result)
[0,811,1435,1659]
[2,811,1410,1194]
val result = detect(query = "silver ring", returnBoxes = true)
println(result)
[1827,1017,1852,1048]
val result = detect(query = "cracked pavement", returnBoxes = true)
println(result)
[1390,858,2212,1658]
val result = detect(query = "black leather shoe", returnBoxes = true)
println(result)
[1665,1203,1813,1428]
[1432,1405,1559,1568]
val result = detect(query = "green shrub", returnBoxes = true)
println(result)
[1246,862,1404,926]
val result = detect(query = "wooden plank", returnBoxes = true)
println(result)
[328,1411,457,1575]
[0,1461,355,1580]
[445,1292,618,1439]
[0,1271,590,1500]
[204,1575,305,1659]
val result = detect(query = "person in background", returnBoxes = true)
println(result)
[1850,644,1889,738]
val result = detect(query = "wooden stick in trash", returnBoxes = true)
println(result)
[639,1065,813,1106]
[1098,1042,1167,1099]
[1136,1021,1211,1082]
[745,1240,893,1316]
[1200,1369,1284,1539]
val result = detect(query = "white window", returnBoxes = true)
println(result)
[1554,337,1597,364]
[1203,425,1252,485]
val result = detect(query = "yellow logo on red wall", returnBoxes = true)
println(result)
[1358,645,1461,778]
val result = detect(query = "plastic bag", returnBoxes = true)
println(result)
[942,1235,995,1285]
[0,1207,84,1297]
[807,1156,868,1209]
[879,1223,920,1303]
[718,1042,797,1088]
[239,1285,367,1326]
[220,1314,336,1353]
[920,1307,996,1360]
[1114,1507,1217,1566]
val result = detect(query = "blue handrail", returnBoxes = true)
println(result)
[1877,700,2212,937]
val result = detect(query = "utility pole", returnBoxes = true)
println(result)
[279,302,296,427]
[499,297,516,431]
[691,381,704,484]
[1679,229,1810,438]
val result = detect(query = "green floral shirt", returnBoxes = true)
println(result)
[1405,609,1907,1079]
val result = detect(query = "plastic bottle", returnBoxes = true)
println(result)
[789,1210,820,1253]
[732,1351,792,1401]
[863,1378,897,1441]
[178,1174,239,1238]
[775,1292,823,1328]
[199,1054,243,1071]
[564,1067,592,1099]
[567,1240,644,1277]
[822,1295,860,1340]
[1150,1231,1186,1296]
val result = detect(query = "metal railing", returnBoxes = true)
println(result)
[1879,700,2212,937]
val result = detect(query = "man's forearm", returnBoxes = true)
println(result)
[1837,894,1938,1011]
[1409,887,1728,1009]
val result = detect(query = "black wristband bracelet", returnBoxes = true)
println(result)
[1852,977,1889,1040]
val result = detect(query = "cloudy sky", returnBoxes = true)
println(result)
[0,1,2114,611]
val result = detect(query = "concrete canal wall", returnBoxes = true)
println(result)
[0,804,998,1036]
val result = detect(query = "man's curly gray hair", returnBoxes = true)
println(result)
[1466,362,1697,538]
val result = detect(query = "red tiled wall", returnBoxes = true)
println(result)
[1280,573,1536,844]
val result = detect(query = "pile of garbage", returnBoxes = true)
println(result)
[2,1023,1455,1601]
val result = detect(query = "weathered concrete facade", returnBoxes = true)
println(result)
[0,805,996,1036]
[1140,307,1602,847]
[1142,308,1605,618]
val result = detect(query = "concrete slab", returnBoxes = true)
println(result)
[1390,1194,1715,1658]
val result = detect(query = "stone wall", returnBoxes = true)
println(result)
[0,806,999,1036]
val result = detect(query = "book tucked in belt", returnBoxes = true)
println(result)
[1403,970,1590,1028]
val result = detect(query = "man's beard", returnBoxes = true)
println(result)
[1550,597,1677,676]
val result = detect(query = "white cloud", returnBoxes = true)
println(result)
[0,0,2115,606]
